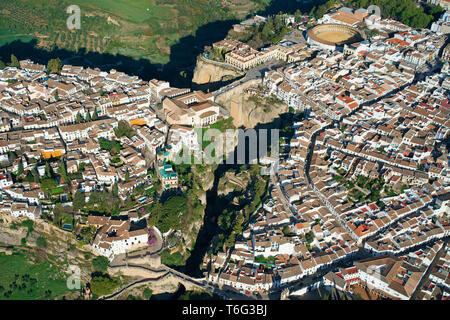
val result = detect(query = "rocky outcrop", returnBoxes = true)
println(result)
[215,79,289,128]
[176,164,217,256]
[0,225,27,246]
[192,58,243,85]
[0,218,96,281]
[192,164,216,197]
[217,171,250,196]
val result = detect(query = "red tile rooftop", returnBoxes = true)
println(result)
[441,99,450,108]
[346,267,358,274]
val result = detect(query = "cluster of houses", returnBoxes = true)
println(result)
[416,241,450,299]
[88,214,149,261]
[323,240,448,300]
[0,4,449,299]
[264,28,446,117]
[319,6,411,36]
[0,58,223,228]
[205,10,450,300]
[212,32,314,71]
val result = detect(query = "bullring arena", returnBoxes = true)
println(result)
[307,23,364,51]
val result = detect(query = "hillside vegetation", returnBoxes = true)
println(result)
[0,0,267,65]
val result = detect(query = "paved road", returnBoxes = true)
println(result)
[270,172,294,216]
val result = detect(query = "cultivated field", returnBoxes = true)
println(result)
[0,0,270,67]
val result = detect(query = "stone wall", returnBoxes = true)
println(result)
[192,57,243,85]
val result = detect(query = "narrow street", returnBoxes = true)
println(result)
[410,240,448,300]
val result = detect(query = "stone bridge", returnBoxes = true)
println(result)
[104,263,211,300]
[103,247,214,299]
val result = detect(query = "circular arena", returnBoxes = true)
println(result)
[307,24,364,51]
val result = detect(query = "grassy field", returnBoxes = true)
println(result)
[0,29,35,47]
[76,0,167,23]
[0,249,75,300]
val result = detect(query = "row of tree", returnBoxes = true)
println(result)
[76,107,99,124]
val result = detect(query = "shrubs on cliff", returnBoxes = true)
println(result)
[92,256,109,272]
[89,273,119,296]
[148,196,187,233]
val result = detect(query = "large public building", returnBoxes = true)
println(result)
[306,23,364,51]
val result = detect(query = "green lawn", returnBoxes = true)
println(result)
[51,187,64,195]
[0,250,75,300]
[75,0,167,23]
[0,29,35,47]
[160,249,184,267]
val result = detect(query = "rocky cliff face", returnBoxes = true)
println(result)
[217,171,251,197]
[192,165,217,203]
[215,79,289,128]
[0,224,27,246]
[192,58,243,85]
[177,164,217,256]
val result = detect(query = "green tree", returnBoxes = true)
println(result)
[149,196,187,233]
[295,9,303,22]
[351,0,435,28]
[40,179,58,195]
[9,54,19,68]
[31,165,40,183]
[261,18,274,41]
[47,58,62,74]
[90,274,119,296]
[52,203,72,227]
[44,161,51,178]
[76,112,84,124]
[92,256,110,272]
[79,225,96,243]
[86,111,92,122]
[143,288,153,300]
[21,219,34,235]
[59,160,68,182]
[0,59,5,69]
[8,151,17,165]
[112,183,119,197]
[36,236,47,248]
[73,190,85,211]
[282,225,291,236]
[114,120,135,138]
[17,160,24,176]
[92,107,99,120]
